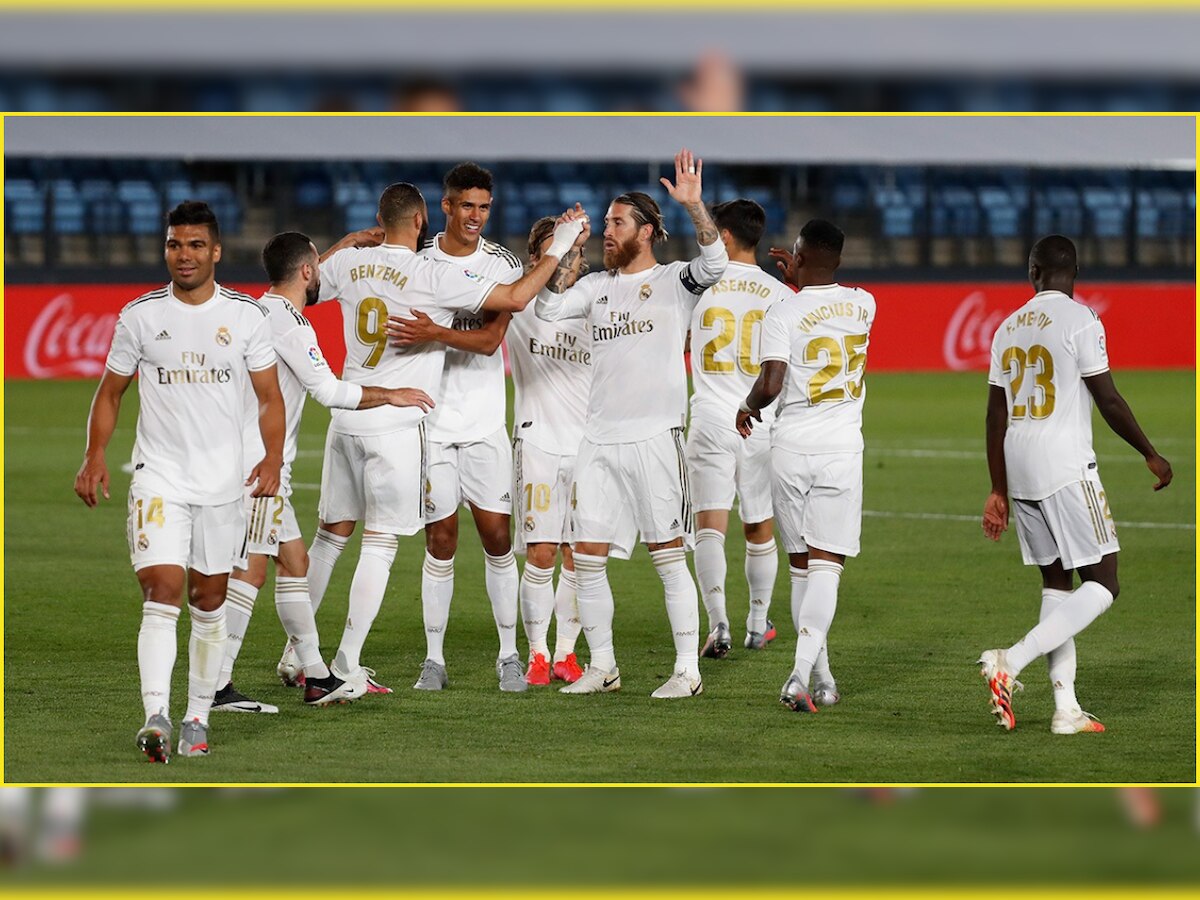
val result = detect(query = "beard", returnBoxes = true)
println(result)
[603,235,640,273]
[304,276,321,307]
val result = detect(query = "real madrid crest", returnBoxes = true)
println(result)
[216,326,232,346]
[524,516,536,533]
[137,533,150,551]
[639,284,652,301]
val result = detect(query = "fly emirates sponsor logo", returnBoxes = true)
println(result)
[157,351,233,384]
[592,308,654,343]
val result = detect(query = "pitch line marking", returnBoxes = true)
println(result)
[862,509,1194,531]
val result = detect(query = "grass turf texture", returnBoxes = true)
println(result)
[2,788,1200,885]
[3,372,1194,783]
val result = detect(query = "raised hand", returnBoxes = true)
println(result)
[768,247,797,287]
[660,148,703,206]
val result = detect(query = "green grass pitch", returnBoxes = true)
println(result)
[3,371,1194,783]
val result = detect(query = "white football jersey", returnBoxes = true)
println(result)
[987,290,1110,501]
[689,260,791,432]
[240,293,365,494]
[317,243,497,436]
[419,234,523,443]
[105,282,277,506]
[536,249,728,444]
[508,302,592,456]
[760,283,876,454]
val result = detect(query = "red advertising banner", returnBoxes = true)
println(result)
[4,281,1194,379]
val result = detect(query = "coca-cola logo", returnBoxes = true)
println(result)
[24,293,119,378]
[942,290,1111,371]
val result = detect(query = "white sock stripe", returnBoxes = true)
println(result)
[695,528,726,544]
[808,560,844,577]
[559,568,577,586]
[276,576,308,588]
[423,552,455,578]
[313,529,350,551]
[362,533,399,550]
[746,538,777,556]
[788,566,808,579]
[484,550,517,570]
[226,579,259,603]
[187,604,224,621]
[142,601,181,621]
[573,553,607,574]
[523,564,554,584]
[650,547,687,568]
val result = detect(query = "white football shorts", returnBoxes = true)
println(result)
[126,486,244,575]
[425,427,514,523]
[318,425,425,536]
[513,438,575,553]
[1012,467,1120,570]
[572,428,693,561]
[770,447,863,557]
[685,417,773,523]
[240,489,303,559]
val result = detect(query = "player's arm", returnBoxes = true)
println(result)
[74,368,135,507]
[485,214,589,313]
[386,309,511,356]
[660,148,729,291]
[277,326,434,412]
[246,365,286,498]
[319,227,384,263]
[982,384,1010,540]
[1084,372,1172,490]
[736,360,786,438]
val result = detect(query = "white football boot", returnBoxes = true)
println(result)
[559,665,621,694]
[651,669,703,699]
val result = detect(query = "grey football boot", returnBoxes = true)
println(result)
[700,622,733,659]
[135,713,173,764]
[497,654,528,693]
[177,718,210,757]
[413,659,450,691]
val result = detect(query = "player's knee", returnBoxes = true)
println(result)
[187,584,225,612]
[743,520,773,543]
[526,543,556,569]
[425,520,457,559]
[480,529,512,557]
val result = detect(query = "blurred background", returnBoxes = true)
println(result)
[4,11,1200,113]
[1,788,1198,883]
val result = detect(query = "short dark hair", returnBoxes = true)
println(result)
[166,200,219,241]
[444,162,493,196]
[1029,234,1077,274]
[799,218,844,256]
[712,199,766,250]
[528,216,557,261]
[262,232,316,284]
[611,191,668,244]
[378,182,425,229]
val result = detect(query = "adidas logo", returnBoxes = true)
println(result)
[707,586,722,594]
[596,295,608,304]
[670,518,680,528]
[798,627,810,636]
[155,329,171,340]
[500,492,511,502]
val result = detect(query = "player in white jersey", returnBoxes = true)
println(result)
[978,235,1172,735]
[74,201,286,762]
[737,219,875,715]
[303,182,587,697]
[389,163,526,693]
[508,216,592,686]
[687,199,790,664]
[206,232,435,713]
[535,148,729,699]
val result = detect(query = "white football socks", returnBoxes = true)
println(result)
[485,550,520,660]
[651,546,701,680]
[421,552,455,665]
[693,528,728,630]
[307,528,349,614]
[792,560,842,688]
[573,553,616,671]
[1040,588,1079,712]
[275,575,330,680]
[1005,581,1114,677]
[811,640,834,687]
[138,600,179,721]
[184,603,227,726]
[553,567,582,661]
[744,538,777,633]
[333,532,398,674]
[217,578,257,687]
[788,565,807,633]
[520,562,555,659]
